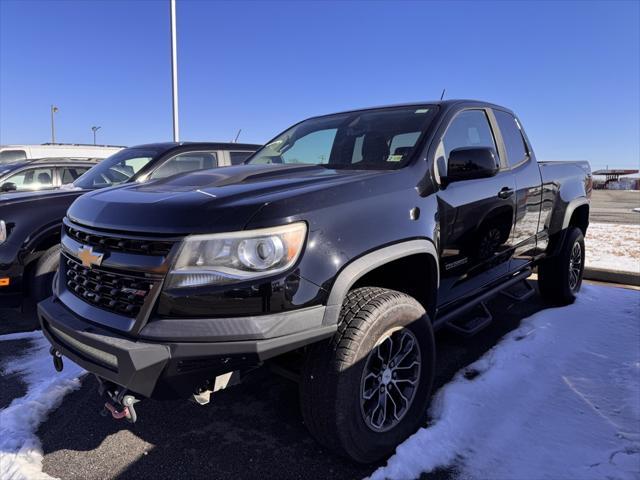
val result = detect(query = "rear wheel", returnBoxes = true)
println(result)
[300,287,435,463]
[538,227,585,305]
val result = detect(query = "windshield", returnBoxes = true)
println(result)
[73,148,160,189]
[247,106,437,169]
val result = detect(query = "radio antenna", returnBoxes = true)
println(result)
[233,129,242,143]
[440,88,446,100]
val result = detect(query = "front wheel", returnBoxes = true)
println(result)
[23,244,60,329]
[300,287,435,463]
[538,227,585,305]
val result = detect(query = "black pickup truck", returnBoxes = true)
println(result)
[0,142,259,324]
[40,100,591,463]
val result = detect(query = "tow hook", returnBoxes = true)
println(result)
[98,381,140,423]
[49,347,63,372]
[102,393,139,423]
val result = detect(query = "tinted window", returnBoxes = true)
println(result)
[494,110,529,167]
[0,150,27,162]
[4,167,54,190]
[352,131,422,164]
[60,166,91,184]
[281,129,336,164]
[150,151,218,179]
[389,132,422,162]
[248,107,437,170]
[230,151,254,165]
[441,110,497,159]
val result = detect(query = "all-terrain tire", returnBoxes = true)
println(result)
[538,227,585,305]
[300,287,435,463]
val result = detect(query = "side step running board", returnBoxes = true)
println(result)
[446,302,493,336]
[434,268,532,332]
[500,279,535,301]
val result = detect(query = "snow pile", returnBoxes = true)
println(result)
[585,223,640,274]
[0,332,84,480]
[370,285,640,480]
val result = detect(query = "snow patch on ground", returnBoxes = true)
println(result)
[0,331,85,480]
[370,285,640,480]
[585,223,640,274]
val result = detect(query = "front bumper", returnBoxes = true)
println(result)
[39,297,334,399]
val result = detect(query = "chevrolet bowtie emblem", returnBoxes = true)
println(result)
[77,246,104,268]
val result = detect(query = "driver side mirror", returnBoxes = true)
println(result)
[1,182,17,192]
[445,147,499,184]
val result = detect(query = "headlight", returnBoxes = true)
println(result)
[0,220,6,245]
[166,222,307,288]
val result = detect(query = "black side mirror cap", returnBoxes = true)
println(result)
[445,147,500,183]
[0,182,17,192]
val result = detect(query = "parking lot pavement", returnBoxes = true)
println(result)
[590,190,640,224]
[0,283,546,480]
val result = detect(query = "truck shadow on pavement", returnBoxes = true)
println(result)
[38,281,549,480]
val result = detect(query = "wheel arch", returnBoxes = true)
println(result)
[322,239,439,325]
[22,223,63,290]
[545,199,589,258]
[25,223,62,251]
[566,202,589,236]
[560,197,589,233]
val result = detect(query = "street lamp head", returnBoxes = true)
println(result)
[91,126,102,145]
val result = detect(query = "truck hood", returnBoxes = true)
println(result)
[67,164,387,234]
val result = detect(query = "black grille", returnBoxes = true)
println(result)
[65,225,174,256]
[64,254,155,317]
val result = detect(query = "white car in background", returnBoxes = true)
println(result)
[0,144,124,163]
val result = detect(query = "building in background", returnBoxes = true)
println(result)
[592,169,640,190]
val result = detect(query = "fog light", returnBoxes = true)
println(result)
[0,277,10,287]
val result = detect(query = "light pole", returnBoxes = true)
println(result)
[91,126,102,145]
[50,105,59,143]
[170,0,179,142]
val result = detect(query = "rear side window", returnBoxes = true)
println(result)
[150,151,218,180]
[494,110,529,167]
[230,151,254,165]
[60,166,91,184]
[0,150,27,162]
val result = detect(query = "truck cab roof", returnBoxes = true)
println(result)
[130,142,262,152]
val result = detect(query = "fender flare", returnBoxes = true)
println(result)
[561,196,589,230]
[20,222,63,270]
[23,221,63,254]
[321,239,439,326]
[544,196,589,257]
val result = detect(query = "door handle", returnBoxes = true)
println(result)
[498,187,514,199]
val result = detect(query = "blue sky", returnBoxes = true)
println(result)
[1,0,638,170]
